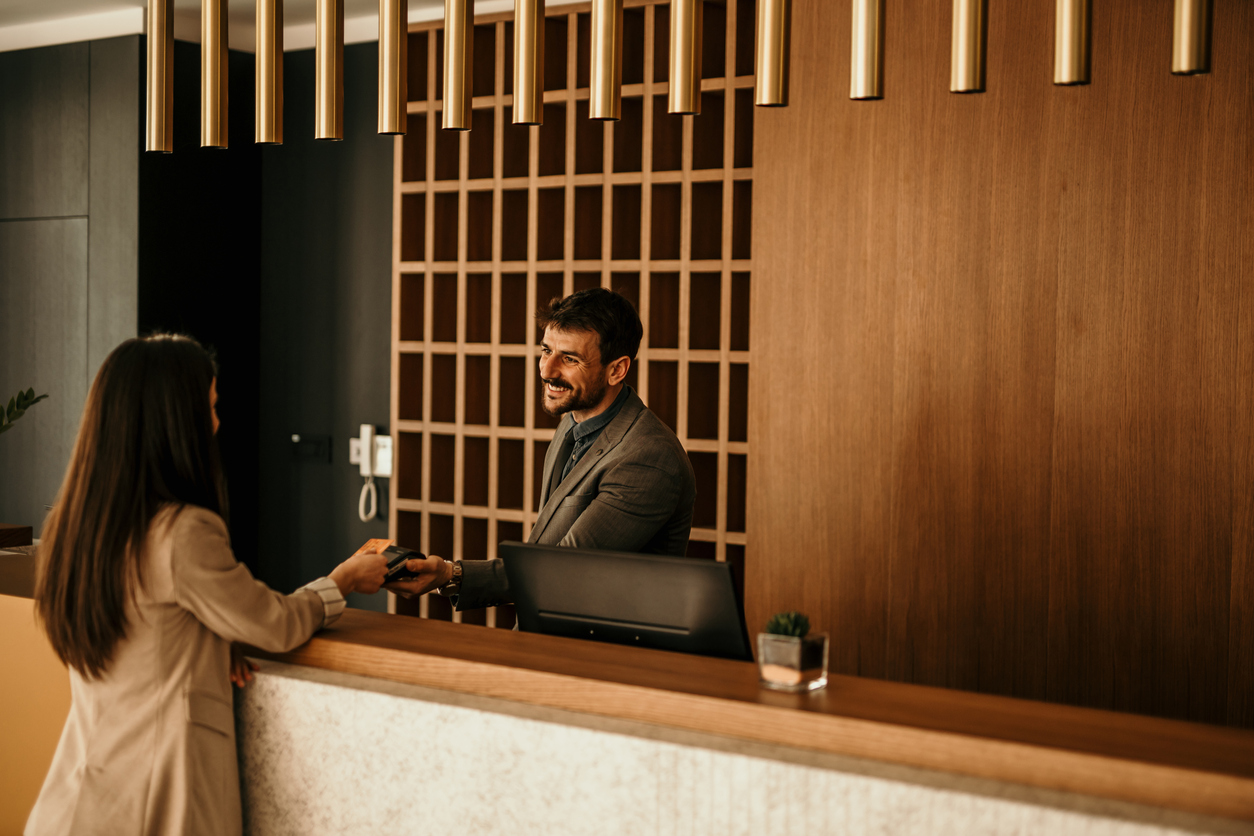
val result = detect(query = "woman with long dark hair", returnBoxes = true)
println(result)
[26,334,387,836]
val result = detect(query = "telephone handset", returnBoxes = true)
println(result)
[353,424,393,522]
[359,423,377,522]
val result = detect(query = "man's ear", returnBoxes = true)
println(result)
[607,356,631,386]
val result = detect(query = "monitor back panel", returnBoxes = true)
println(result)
[500,543,752,661]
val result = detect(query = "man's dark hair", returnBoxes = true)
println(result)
[536,288,643,365]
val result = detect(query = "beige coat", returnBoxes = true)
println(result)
[25,505,334,836]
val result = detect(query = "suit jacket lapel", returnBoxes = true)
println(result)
[538,416,574,509]
[529,389,645,543]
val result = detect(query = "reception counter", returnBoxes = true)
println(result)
[5,548,1253,835]
[239,608,1254,835]
[0,548,71,835]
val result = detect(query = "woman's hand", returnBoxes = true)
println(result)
[328,549,389,596]
[384,555,453,599]
[230,644,258,688]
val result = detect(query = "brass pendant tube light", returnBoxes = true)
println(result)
[146,0,173,152]
[379,0,408,134]
[1054,0,1090,85]
[256,0,284,143]
[443,0,473,130]
[755,0,790,106]
[201,0,229,147]
[316,0,345,139]
[668,0,702,115]
[513,0,545,125]
[1172,0,1212,75]
[589,0,623,120]
[849,0,885,100]
[950,0,987,93]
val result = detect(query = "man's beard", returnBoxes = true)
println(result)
[541,374,608,416]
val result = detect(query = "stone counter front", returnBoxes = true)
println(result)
[235,660,1246,836]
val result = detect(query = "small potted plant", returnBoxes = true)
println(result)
[757,611,828,692]
[0,388,48,435]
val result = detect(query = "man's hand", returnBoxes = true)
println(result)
[230,644,258,688]
[328,549,390,596]
[385,555,453,598]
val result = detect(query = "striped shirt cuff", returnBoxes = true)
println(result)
[300,577,346,627]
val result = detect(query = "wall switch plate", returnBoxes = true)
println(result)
[291,434,332,463]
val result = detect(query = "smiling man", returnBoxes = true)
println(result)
[388,288,697,610]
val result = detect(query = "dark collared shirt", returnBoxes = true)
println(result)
[560,385,631,482]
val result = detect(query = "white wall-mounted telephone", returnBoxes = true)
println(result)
[349,424,393,522]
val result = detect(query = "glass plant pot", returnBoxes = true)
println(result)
[757,633,829,692]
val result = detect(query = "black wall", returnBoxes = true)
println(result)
[139,41,263,572]
[257,43,393,607]
[0,37,140,535]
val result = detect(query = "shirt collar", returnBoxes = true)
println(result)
[571,385,631,441]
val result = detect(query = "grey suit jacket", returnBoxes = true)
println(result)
[456,387,696,610]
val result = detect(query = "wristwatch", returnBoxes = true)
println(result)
[436,559,463,597]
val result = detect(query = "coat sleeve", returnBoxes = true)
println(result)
[169,507,343,652]
[452,558,512,611]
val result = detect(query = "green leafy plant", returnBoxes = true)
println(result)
[764,611,810,638]
[0,388,49,435]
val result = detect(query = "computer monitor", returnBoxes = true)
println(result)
[499,541,752,661]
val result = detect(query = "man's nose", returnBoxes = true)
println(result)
[539,353,558,379]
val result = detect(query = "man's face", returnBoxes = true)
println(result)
[538,327,609,417]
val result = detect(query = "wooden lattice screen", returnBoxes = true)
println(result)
[389,0,755,627]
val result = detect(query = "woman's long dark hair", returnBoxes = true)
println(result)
[35,334,228,678]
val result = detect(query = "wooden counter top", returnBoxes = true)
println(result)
[250,608,1254,823]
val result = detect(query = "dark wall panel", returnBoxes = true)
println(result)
[257,43,393,606]
[0,37,139,538]
[749,0,1254,727]
[0,221,89,534]
[139,42,262,571]
[0,43,89,220]
[88,36,142,380]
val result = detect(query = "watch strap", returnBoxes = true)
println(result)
[436,560,463,597]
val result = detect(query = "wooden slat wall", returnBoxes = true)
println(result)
[748,0,1254,727]
[390,0,756,626]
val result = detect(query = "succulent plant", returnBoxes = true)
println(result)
[0,388,48,436]
[764,611,810,638]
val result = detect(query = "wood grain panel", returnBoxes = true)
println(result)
[749,0,1254,726]
[1045,0,1245,727]
[1233,178,1254,724]
[747,0,897,683]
